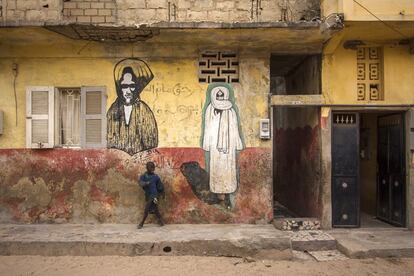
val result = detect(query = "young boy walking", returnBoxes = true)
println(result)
[137,161,165,229]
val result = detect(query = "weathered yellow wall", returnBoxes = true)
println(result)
[320,0,342,17]
[323,39,414,105]
[322,0,414,21]
[0,27,275,224]
[0,29,270,149]
[343,0,414,21]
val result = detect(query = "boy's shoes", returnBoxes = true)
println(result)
[158,221,165,227]
[137,224,143,229]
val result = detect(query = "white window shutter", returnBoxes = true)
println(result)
[80,86,107,148]
[26,86,54,148]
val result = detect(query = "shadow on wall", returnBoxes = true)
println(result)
[180,162,219,205]
[180,162,241,209]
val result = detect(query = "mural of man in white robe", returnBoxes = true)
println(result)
[202,83,244,194]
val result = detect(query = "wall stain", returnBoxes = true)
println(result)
[0,147,271,224]
[274,125,322,218]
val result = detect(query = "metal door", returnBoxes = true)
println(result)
[332,113,360,227]
[377,114,405,226]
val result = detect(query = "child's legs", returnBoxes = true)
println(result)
[139,200,153,225]
[153,203,164,223]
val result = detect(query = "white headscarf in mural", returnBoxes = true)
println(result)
[210,86,233,154]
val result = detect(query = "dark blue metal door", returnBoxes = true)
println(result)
[332,113,360,227]
[377,114,405,227]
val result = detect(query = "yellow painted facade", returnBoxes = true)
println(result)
[320,1,414,229]
[0,28,274,149]
[322,22,414,105]
[322,0,414,21]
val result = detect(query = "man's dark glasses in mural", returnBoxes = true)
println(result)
[107,58,158,155]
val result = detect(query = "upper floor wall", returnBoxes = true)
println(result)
[322,0,414,21]
[322,22,414,105]
[0,0,321,27]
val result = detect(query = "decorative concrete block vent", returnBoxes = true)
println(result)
[63,0,116,24]
[273,218,321,231]
[199,51,239,83]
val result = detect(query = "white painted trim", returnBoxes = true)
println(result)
[25,86,54,148]
[80,86,107,149]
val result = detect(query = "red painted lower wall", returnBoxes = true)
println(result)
[0,147,272,224]
[274,125,322,218]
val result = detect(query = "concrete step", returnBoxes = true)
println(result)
[273,217,321,231]
[307,250,348,261]
[329,229,414,258]
[4,224,413,259]
[0,224,292,258]
[293,250,349,261]
[289,230,337,251]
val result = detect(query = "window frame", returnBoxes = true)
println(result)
[26,85,107,149]
[54,87,82,149]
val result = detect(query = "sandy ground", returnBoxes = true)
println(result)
[0,256,414,276]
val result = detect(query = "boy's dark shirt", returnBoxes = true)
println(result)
[139,172,164,200]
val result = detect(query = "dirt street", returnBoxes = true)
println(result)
[0,256,413,276]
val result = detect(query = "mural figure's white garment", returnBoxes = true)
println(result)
[202,86,243,194]
[123,105,132,125]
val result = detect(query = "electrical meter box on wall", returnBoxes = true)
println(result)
[259,118,270,139]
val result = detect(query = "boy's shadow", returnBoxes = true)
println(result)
[180,162,234,208]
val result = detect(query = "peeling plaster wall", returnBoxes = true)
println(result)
[0,28,272,224]
[0,148,272,223]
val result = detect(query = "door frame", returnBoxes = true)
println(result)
[327,108,411,229]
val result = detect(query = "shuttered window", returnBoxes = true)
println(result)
[26,86,106,149]
[80,86,107,148]
[26,87,54,148]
